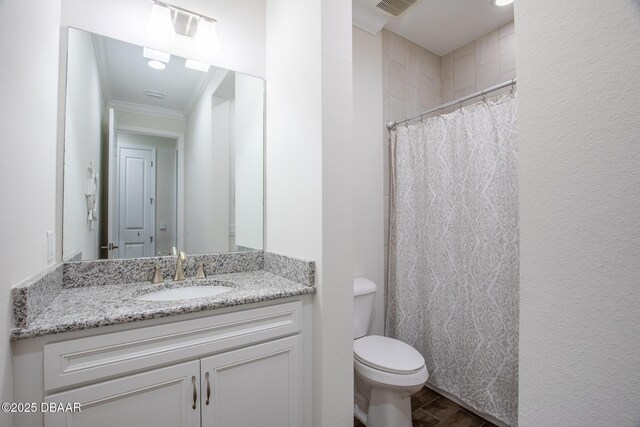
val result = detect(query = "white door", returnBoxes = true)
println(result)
[118,145,156,258]
[44,360,200,427]
[200,335,302,427]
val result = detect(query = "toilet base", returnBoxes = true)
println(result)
[366,387,412,427]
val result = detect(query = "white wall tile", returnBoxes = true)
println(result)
[405,51,419,88]
[454,41,475,59]
[454,52,476,92]
[389,95,405,122]
[442,78,454,102]
[455,85,476,100]
[383,121,390,146]
[441,51,454,80]
[499,20,515,39]
[420,74,435,109]
[420,51,435,78]
[475,29,499,66]
[389,31,405,64]
[500,32,516,75]
[389,60,406,98]
[476,58,500,90]
[500,68,516,83]
[406,87,420,118]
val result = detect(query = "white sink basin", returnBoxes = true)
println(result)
[137,285,232,302]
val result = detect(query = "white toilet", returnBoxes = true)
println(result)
[353,278,429,427]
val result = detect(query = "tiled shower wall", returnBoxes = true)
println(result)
[382,22,516,301]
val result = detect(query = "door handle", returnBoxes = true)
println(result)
[100,243,119,251]
[191,376,197,410]
[205,372,211,405]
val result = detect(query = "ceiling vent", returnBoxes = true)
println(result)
[145,90,165,99]
[374,0,421,17]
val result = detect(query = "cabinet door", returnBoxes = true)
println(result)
[45,360,200,427]
[201,335,302,427]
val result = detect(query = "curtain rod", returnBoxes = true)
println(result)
[386,78,517,130]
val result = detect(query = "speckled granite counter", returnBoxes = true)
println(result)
[10,251,315,340]
[11,270,314,339]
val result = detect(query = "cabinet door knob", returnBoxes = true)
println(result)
[205,372,211,405]
[191,376,197,410]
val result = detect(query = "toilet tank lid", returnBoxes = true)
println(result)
[354,277,377,296]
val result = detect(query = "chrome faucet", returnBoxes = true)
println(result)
[174,251,187,281]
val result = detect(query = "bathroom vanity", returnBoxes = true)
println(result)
[11,252,315,427]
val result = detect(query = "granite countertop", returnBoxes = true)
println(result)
[11,270,315,340]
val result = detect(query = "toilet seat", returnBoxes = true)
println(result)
[354,335,425,374]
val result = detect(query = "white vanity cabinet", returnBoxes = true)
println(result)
[13,298,311,427]
[44,360,201,427]
[200,336,301,427]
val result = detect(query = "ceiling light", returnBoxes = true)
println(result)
[185,59,210,73]
[143,47,170,63]
[491,0,514,6]
[147,60,166,70]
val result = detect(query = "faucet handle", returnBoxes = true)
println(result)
[144,263,164,284]
[171,246,178,256]
[196,263,206,279]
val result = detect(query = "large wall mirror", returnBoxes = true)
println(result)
[62,28,264,261]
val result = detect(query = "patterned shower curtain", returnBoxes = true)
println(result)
[386,93,519,426]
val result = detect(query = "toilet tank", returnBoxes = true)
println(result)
[353,277,377,339]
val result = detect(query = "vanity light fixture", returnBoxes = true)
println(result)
[143,47,171,63]
[185,59,210,73]
[147,2,174,42]
[147,60,166,70]
[491,0,514,6]
[147,0,219,52]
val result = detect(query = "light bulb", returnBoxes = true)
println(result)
[491,0,514,6]
[147,3,175,42]
[195,19,219,53]
[148,60,166,70]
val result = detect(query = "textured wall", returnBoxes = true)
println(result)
[266,0,354,425]
[353,27,385,336]
[517,0,640,425]
[0,2,62,426]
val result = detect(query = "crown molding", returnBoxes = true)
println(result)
[110,99,185,120]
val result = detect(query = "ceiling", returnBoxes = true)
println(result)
[93,34,215,119]
[353,0,514,56]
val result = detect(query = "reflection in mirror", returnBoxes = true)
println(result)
[62,28,264,261]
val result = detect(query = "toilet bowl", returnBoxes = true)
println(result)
[353,278,429,427]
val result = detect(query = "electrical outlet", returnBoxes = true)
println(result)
[46,231,55,263]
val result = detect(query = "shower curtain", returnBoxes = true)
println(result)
[386,93,519,426]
